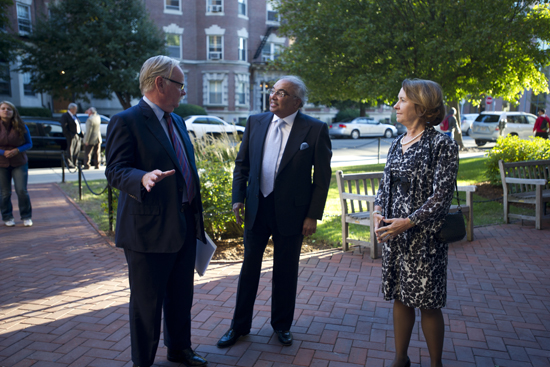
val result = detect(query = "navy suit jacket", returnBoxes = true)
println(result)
[105,99,205,253]
[60,112,79,139]
[232,110,332,236]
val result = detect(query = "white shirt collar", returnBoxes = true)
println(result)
[273,110,299,126]
[143,96,167,123]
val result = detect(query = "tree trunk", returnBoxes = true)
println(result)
[359,102,366,117]
[115,91,133,110]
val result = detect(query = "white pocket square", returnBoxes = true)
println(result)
[300,142,309,150]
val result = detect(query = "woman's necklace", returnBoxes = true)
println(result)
[401,129,425,146]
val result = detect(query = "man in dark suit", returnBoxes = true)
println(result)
[217,76,332,348]
[105,55,207,367]
[60,102,82,168]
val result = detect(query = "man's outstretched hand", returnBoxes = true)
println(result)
[141,169,176,192]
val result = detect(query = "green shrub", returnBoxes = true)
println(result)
[173,104,207,119]
[335,108,361,122]
[485,135,550,185]
[193,134,243,239]
[17,106,52,117]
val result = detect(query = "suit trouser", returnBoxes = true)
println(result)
[124,208,196,367]
[231,192,303,333]
[66,134,81,165]
[84,143,101,167]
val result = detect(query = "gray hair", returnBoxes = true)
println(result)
[88,107,97,114]
[139,55,180,94]
[278,75,308,107]
[68,103,77,110]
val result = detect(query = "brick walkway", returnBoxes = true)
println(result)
[1,184,549,367]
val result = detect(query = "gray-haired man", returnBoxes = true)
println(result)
[60,102,82,168]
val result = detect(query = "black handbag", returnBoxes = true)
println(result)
[435,180,466,243]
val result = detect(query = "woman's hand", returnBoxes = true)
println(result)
[375,217,415,243]
[4,149,19,158]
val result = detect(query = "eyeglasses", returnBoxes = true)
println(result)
[163,77,185,90]
[269,88,295,99]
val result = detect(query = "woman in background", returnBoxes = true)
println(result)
[0,101,33,227]
[373,79,458,367]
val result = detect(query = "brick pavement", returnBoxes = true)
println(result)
[1,183,549,367]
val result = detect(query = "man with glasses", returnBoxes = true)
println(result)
[217,75,332,348]
[106,56,207,367]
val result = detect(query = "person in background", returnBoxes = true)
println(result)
[0,101,33,227]
[82,107,102,169]
[373,79,458,367]
[60,102,82,168]
[533,108,549,139]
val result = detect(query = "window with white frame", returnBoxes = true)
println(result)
[262,43,281,62]
[209,80,222,104]
[208,35,223,60]
[234,75,248,106]
[23,72,35,96]
[266,2,279,23]
[0,62,10,96]
[166,34,182,59]
[165,0,180,11]
[181,73,188,103]
[238,38,247,62]
[207,0,223,13]
[17,4,32,35]
[238,0,247,16]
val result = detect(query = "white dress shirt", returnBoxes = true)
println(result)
[263,110,298,174]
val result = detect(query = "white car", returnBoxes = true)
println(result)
[77,113,110,140]
[469,111,537,146]
[329,117,397,139]
[184,115,245,139]
[460,113,479,136]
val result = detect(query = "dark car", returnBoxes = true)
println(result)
[22,116,68,166]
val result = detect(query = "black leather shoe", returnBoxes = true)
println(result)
[167,348,207,366]
[275,330,293,346]
[217,329,247,348]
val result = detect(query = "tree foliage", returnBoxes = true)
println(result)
[276,0,550,106]
[18,0,165,109]
[0,0,19,62]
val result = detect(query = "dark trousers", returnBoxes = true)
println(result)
[231,193,303,333]
[124,208,196,367]
[535,131,548,139]
[66,134,81,166]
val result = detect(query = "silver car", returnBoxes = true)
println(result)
[469,111,537,146]
[329,117,397,139]
[184,115,245,139]
[460,113,479,136]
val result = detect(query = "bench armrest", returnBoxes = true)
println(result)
[504,177,547,185]
[457,185,476,192]
[340,193,377,202]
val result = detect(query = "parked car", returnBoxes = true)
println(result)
[329,117,397,139]
[394,122,407,135]
[76,113,110,141]
[184,115,245,139]
[469,111,537,146]
[22,116,68,165]
[460,113,479,136]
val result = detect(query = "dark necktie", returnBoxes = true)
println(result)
[165,112,195,203]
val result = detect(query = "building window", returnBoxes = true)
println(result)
[23,73,35,96]
[166,34,181,59]
[236,82,246,105]
[266,2,279,23]
[238,38,247,62]
[0,62,10,96]
[238,0,247,16]
[207,0,223,13]
[262,43,281,62]
[208,35,223,60]
[209,80,222,104]
[165,0,180,11]
[17,4,32,35]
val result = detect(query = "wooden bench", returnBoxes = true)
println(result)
[336,170,476,259]
[498,159,550,229]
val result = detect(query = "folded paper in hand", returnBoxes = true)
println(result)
[195,233,217,276]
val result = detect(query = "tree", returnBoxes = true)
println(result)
[0,0,19,63]
[18,0,165,110]
[276,0,550,107]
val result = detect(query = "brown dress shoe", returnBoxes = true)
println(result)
[167,348,207,366]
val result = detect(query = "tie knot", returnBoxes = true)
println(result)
[277,118,285,127]
[164,112,172,121]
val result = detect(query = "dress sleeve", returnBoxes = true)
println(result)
[408,138,459,225]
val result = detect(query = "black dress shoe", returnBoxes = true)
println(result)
[217,328,248,348]
[167,348,207,366]
[275,330,293,346]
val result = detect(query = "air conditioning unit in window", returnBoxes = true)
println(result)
[209,5,222,12]
[210,52,222,60]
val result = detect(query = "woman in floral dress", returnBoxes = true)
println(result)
[373,79,458,367]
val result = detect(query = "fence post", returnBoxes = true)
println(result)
[78,163,82,200]
[378,137,381,164]
[108,185,113,232]
[61,152,65,183]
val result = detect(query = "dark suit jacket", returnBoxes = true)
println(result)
[60,112,79,139]
[105,99,205,253]
[232,110,332,236]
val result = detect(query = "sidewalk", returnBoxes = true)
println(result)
[1,183,549,366]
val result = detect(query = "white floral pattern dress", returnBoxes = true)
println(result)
[374,127,459,309]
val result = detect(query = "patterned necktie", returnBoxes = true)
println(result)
[261,118,285,197]
[165,112,195,203]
